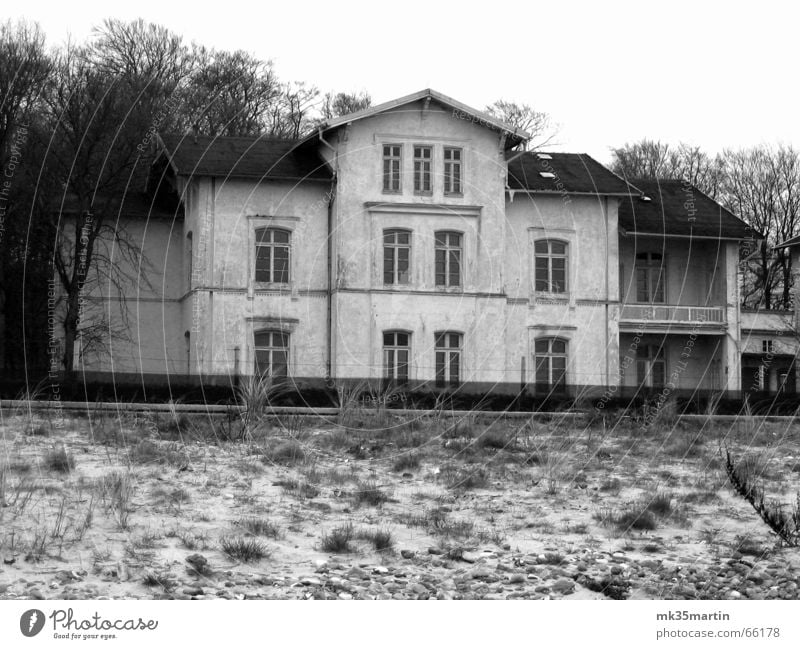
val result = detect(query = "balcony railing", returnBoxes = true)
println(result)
[620,304,725,324]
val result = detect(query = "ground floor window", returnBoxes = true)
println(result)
[383,331,410,382]
[435,331,462,387]
[534,338,567,389]
[254,330,289,377]
[636,344,665,389]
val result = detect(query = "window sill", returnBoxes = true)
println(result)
[435,285,464,293]
[253,282,292,292]
[382,190,402,195]
[444,192,464,198]
[534,291,569,299]
[414,191,433,197]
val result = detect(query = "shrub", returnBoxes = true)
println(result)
[220,536,270,562]
[724,448,800,546]
[352,480,390,507]
[320,523,355,553]
[45,446,75,473]
[239,517,282,539]
[357,528,394,552]
[263,440,307,465]
[392,453,421,472]
[441,465,489,490]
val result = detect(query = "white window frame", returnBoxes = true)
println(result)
[413,145,432,195]
[254,329,290,378]
[434,230,463,288]
[534,239,569,294]
[444,146,463,195]
[254,227,292,284]
[383,229,412,285]
[383,330,411,382]
[382,144,402,193]
[435,331,462,387]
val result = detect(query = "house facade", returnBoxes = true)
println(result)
[69,89,768,401]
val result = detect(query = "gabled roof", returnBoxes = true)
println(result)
[506,152,636,196]
[619,178,757,240]
[305,88,529,148]
[158,134,332,182]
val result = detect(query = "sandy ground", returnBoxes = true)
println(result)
[2,406,800,600]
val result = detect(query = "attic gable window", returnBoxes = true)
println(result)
[444,147,462,195]
[413,146,432,194]
[383,144,402,193]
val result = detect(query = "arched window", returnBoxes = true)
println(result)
[435,231,462,287]
[534,240,568,293]
[383,229,411,285]
[255,228,291,283]
[254,329,289,377]
[435,331,462,387]
[635,252,665,303]
[383,330,410,382]
[534,337,567,387]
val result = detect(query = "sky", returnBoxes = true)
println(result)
[7,0,800,164]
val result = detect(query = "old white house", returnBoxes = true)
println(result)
[70,89,766,400]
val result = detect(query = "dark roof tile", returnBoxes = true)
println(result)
[507,152,634,195]
[619,179,757,239]
[159,134,332,182]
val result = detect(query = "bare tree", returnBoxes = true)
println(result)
[180,47,281,137]
[39,45,160,373]
[485,99,558,150]
[609,139,724,199]
[267,81,320,139]
[320,90,371,120]
[0,20,52,373]
[722,145,800,309]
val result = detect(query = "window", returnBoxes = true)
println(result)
[255,228,291,283]
[413,146,432,194]
[534,338,567,387]
[383,331,410,382]
[383,144,402,192]
[444,147,462,195]
[435,331,462,387]
[435,231,462,287]
[383,229,411,285]
[254,330,289,377]
[534,240,568,293]
[636,344,665,389]
[763,340,775,354]
[635,252,665,303]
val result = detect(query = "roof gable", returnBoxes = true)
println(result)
[307,88,529,148]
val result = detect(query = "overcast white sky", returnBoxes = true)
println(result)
[8,0,800,163]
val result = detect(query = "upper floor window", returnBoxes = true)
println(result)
[762,340,775,354]
[444,147,462,195]
[435,331,462,387]
[383,331,410,382]
[435,231,462,287]
[383,144,402,193]
[635,252,665,303]
[255,227,290,283]
[384,229,411,285]
[636,344,665,389]
[254,329,289,377]
[534,240,568,293]
[413,146,432,194]
[534,337,567,387]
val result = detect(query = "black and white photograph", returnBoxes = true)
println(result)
[1,1,800,646]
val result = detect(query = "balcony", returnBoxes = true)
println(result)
[619,304,726,333]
